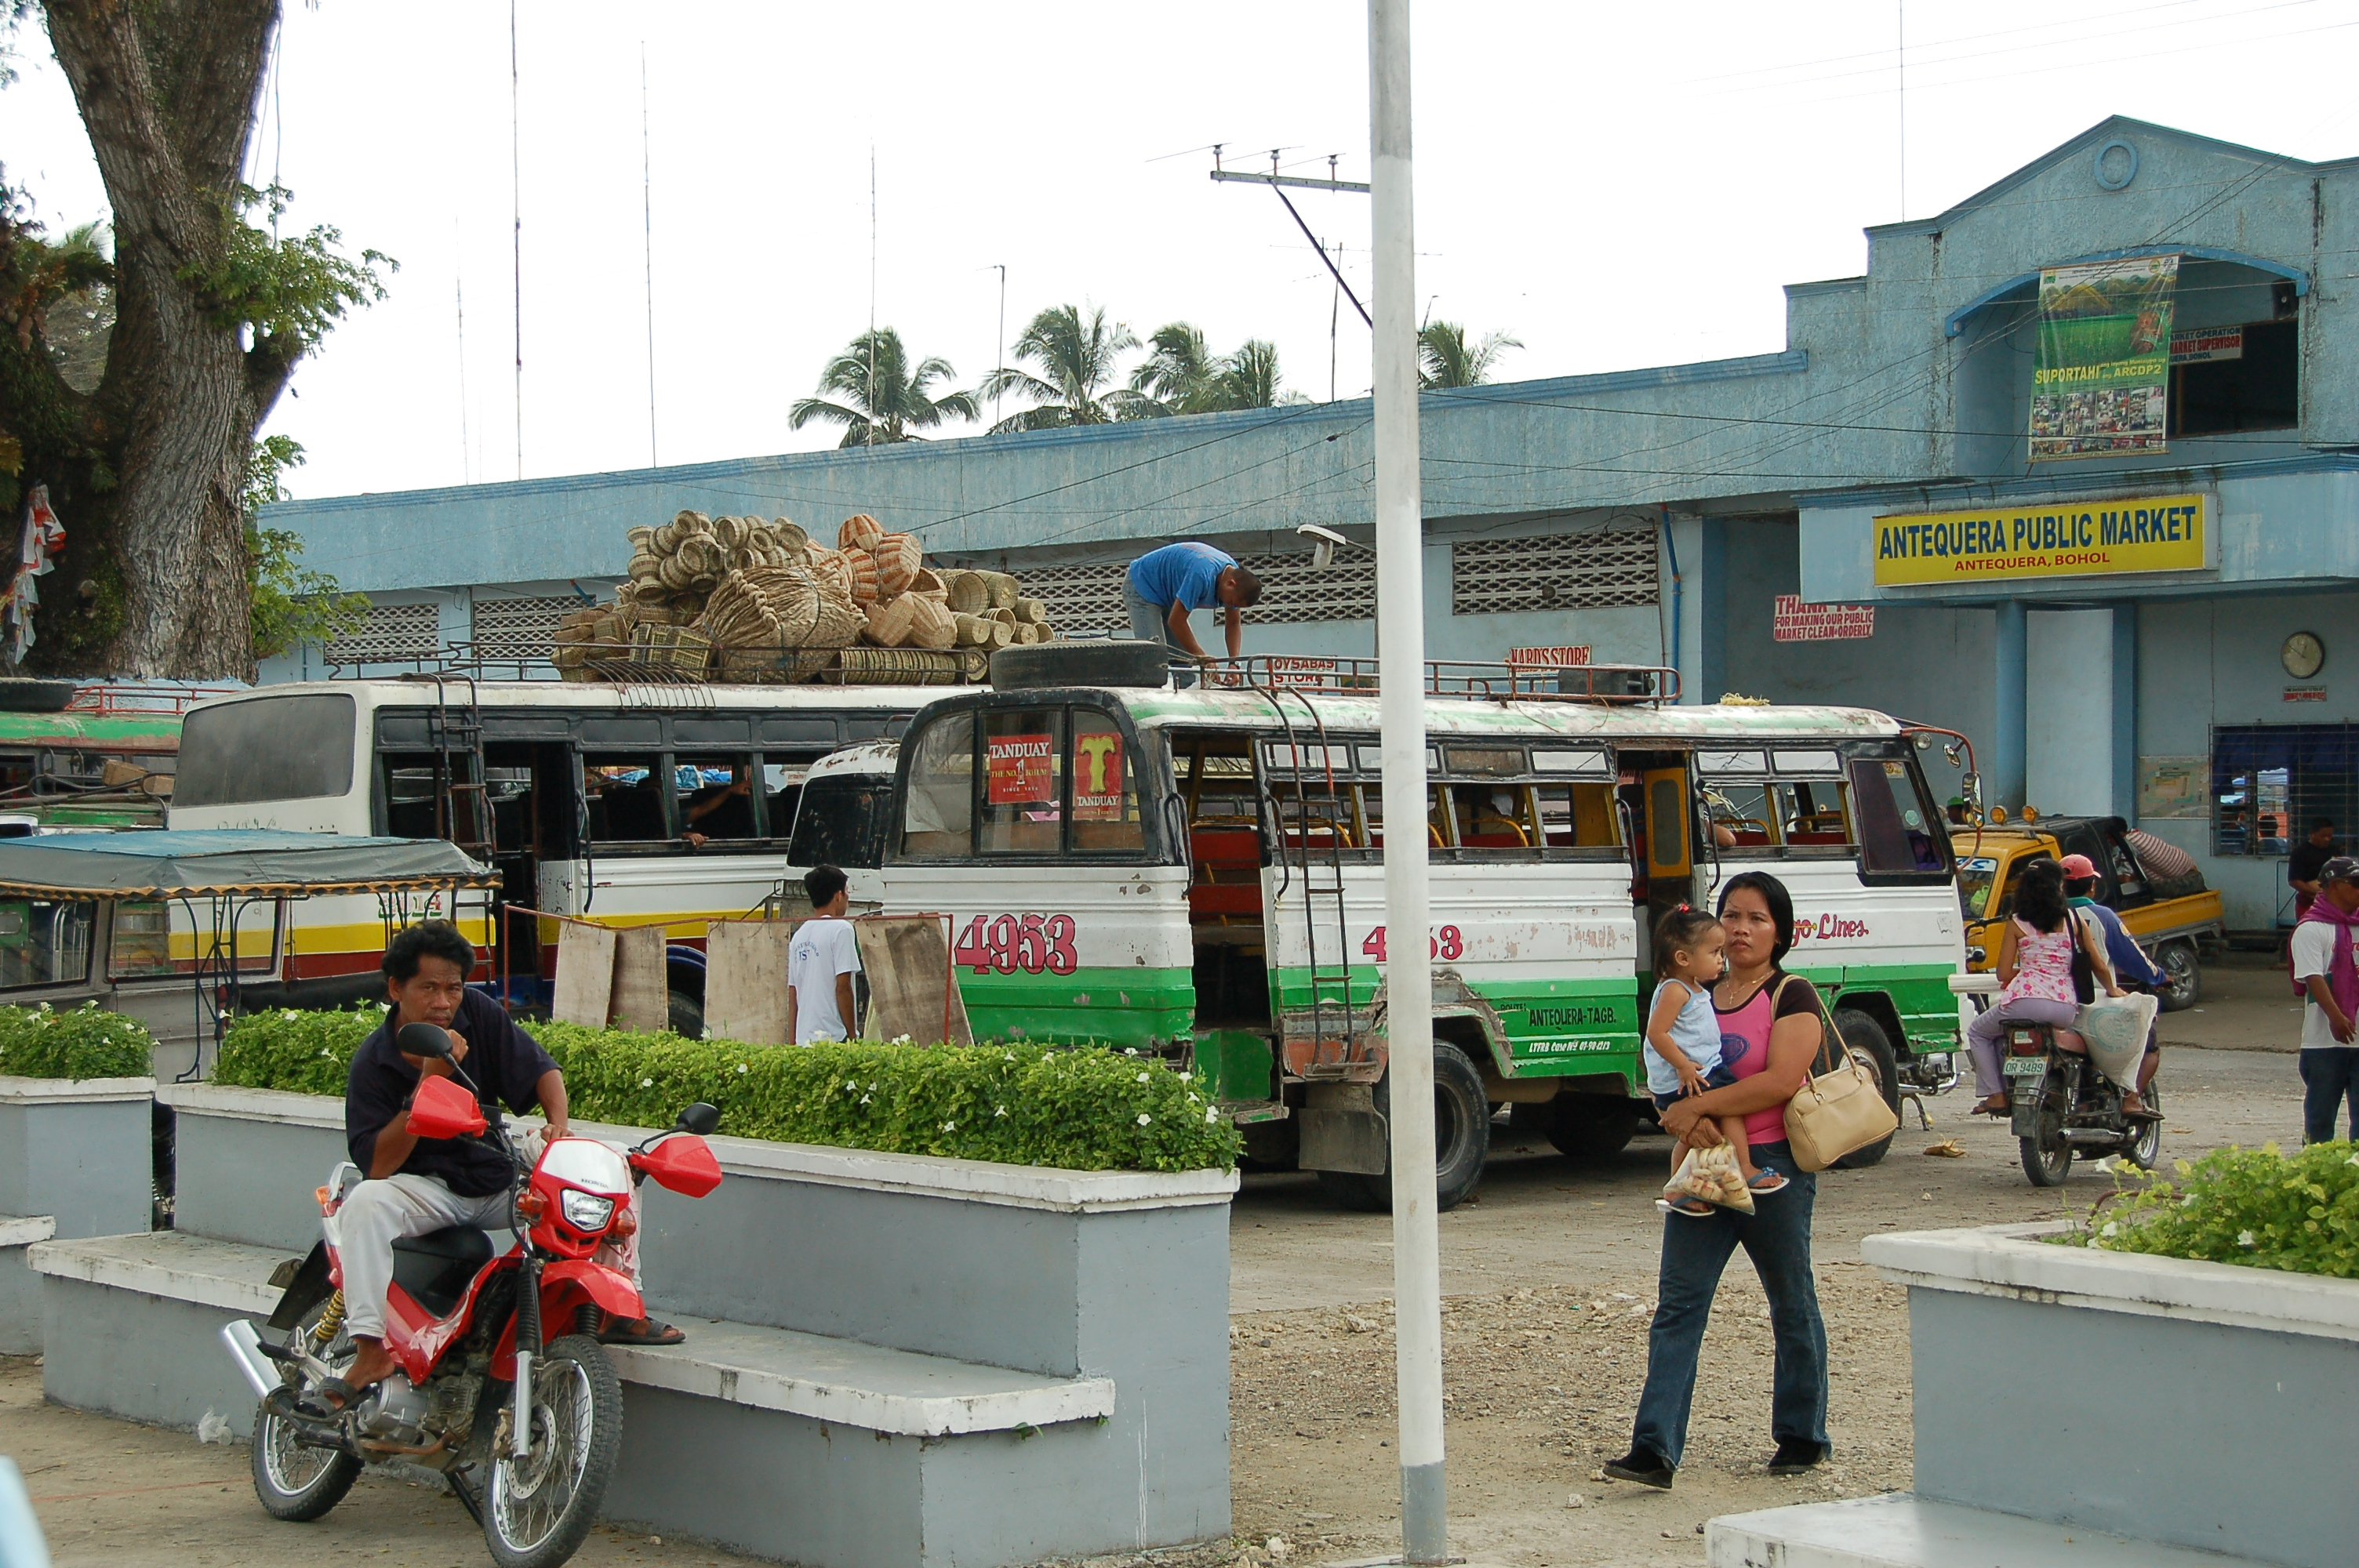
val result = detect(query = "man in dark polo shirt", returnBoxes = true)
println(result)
[329,921,676,1406]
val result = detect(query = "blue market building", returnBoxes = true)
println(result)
[265,118,2359,931]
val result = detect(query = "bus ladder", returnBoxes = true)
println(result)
[413,673,495,864]
[1256,686,1359,1077]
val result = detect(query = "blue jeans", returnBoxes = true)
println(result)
[1122,583,1195,688]
[2300,1048,2359,1144]
[1629,1138,1828,1468]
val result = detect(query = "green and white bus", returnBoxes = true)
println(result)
[866,652,1967,1208]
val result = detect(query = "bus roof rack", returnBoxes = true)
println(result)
[1192,655,1679,705]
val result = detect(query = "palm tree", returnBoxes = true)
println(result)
[1417,321,1522,389]
[1125,323,1285,416]
[789,328,978,446]
[977,304,1140,432]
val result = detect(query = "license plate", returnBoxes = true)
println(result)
[2003,1055,2048,1080]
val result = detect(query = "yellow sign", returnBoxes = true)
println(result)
[1872,492,2207,586]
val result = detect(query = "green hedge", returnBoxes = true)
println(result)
[0,1002,153,1080]
[216,1007,1240,1173]
[2086,1141,2359,1279]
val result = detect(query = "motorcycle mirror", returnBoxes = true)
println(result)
[674,1102,721,1137]
[397,1022,454,1060]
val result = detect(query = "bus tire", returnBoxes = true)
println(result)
[1545,1095,1639,1161]
[989,641,1168,691]
[667,989,705,1039]
[1313,1043,1491,1214]
[0,677,77,713]
[1830,1007,1900,1170]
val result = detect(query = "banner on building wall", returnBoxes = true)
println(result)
[1871,492,2208,586]
[1772,595,1876,641]
[2030,253,2180,463]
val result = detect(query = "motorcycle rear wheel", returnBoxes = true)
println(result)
[2020,1106,2074,1188]
[484,1334,622,1568]
[250,1301,361,1522]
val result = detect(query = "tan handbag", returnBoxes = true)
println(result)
[1779,976,1899,1172]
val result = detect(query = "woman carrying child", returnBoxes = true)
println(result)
[1644,906,1788,1214]
[1605,871,1831,1490]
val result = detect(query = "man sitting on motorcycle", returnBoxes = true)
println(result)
[2060,853,2164,1120]
[327,920,681,1407]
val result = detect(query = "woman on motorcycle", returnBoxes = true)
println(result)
[1967,858,2123,1116]
[2061,852,2164,1120]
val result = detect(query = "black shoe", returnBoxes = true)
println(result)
[1601,1448,1675,1489]
[1767,1439,1830,1475]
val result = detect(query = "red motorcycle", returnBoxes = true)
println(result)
[222,1023,722,1568]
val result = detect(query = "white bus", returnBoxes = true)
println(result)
[167,677,965,1032]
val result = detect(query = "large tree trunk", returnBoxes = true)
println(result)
[34,0,283,679]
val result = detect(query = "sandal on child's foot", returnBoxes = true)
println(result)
[1746,1171,1790,1195]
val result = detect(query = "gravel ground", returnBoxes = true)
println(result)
[4,956,2308,1567]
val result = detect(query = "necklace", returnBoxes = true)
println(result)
[1716,970,1773,1007]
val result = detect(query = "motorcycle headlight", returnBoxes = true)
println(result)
[559,1189,616,1233]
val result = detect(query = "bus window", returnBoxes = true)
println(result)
[381,756,440,838]
[789,774,890,869]
[1357,782,1448,848]
[177,692,357,808]
[980,710,1065,855]
[900,711,975,859]
[1703,780,1780,848]
[1773,779,1852,846]
[1070,710,1143,853]
[583,756,671,844]
[1180,745,1256,826]
[1850,757,1949,875]
[0,898,95,988]
[1449,784,1534,849]
[1534,782,1619,848]
[675,756,758,844]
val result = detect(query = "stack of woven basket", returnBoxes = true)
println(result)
[619,511,807,626]
[551,604,631,681]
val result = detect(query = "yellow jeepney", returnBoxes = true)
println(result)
[1952,814,2224,1010]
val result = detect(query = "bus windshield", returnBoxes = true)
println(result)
[788,774,892,870]
[177,694,356,808]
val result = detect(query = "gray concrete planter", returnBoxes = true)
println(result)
[0,1073,153,1352]
[154,1081,1238,1563]
[1863,1222,2359,1568]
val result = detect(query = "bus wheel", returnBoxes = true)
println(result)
[1545,1096,1639,1161]
[1312,1043,1491,1214]
[667,990,705,1039]
[1830,1008,1900,1170]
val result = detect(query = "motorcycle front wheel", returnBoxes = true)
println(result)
[484,1334,622,1568]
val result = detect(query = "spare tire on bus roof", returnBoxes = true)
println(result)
[990,640,1168,691]
[0,677,78,713]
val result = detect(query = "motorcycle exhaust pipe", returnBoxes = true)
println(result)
[222,1319,279,1401]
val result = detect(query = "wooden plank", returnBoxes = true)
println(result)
[609,925,671,1034]
[852,915,972,1046]
[551,922,618,1027]
[705,920,792,1045]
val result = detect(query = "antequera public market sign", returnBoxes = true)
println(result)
[1872,492,2208,586]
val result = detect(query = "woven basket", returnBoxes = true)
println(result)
[772,517,809,553]
[628,622,714,675]
[835,646,966,685]
[943,571,988,614]
[906,567,947,601]
[841,546,881,604]
[718,646,840,684]
[872,533,922,596]
[674,510,711,536]
[838,513,885,552]
[863,594,917,648]
[1012,597,1045,625]
[703,565,862,651]
[903,594,956,650]
[974,570,1020,611]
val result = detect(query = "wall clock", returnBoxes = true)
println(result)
[2283,631,2325,681]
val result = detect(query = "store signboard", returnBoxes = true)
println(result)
[1772,594,1875,641]
[1871,492,2208,586]
[2170,325,2243,364]
[2030,253,2179,463]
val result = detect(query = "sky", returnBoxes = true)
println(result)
[5,0,2359,504]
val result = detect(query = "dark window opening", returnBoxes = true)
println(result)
[583,754,671,844]
[2170,318,2297,437]
[2212,724,2359,865]
[788,775,892,870]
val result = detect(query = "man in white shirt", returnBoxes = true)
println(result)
[2292,855,2359,1144]
[787,864,862,1045]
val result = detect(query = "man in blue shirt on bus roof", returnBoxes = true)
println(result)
[1125,541,1261,688]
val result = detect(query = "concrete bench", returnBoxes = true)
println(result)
[1707,1494,2269,1568]
[29,1230,1127,1566]
[0,1214,53,1354]
[0,1073,154,1352]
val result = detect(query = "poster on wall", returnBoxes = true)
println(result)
[2029,253,2180,463]
[2135,756,2209,819]
[1072,730,1125,820]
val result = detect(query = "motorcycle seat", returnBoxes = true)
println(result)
[391,1226,494,1319]
[2052,1028,2087,1053]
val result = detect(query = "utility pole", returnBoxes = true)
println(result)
[1369,2,1445,1564]
[990,263,1007,428]
[1209,144,1372,328]
[642,42,659,468]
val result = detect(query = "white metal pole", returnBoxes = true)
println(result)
[1369,2,1445,1562]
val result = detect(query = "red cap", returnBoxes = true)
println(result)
[2059,853,2099,879]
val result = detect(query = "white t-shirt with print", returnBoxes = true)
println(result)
[2292,920,2355,1049]
[788,917,862,1044]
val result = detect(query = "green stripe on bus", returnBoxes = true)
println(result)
[953,966,1194,1048]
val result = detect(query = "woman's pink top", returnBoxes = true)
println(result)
[1999,916,2077,1007]
[1714,972,1823,1145]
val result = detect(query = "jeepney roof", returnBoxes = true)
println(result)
[1084,689,1907,742]
[186,678,978,717]
[0,829,496,898]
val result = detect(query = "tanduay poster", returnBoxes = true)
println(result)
[2029,253,2179,462]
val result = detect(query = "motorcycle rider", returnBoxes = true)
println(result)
[325,921,679,1409]
[2060,853,2163,1120]
[1966,859,2123,1116]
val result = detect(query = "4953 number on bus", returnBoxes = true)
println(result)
[954,913,1080,975]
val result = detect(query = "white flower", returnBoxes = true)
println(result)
[1136,1112,1153,1126]
[639,1077,654,1089]
[1205,1106,1220,1123]
[2099,1221,2119,1238]
[869,1081,879,1091]
[2237,1229,2257,1247]
[996,1105,1009,1118]
[860,1094,871,1105]
[736,1062,751,1074]
[700,1027,713,1040]
[846,1080,858,1091]
[282,1009,300,1021]
[1004,1051,1016,1062]
[1123,1047,1138,1056]
[1136,1071,1150,1083]
[892,1034,913,1046]
[942,1121,957,1132]
[1188,1093,1201,1105]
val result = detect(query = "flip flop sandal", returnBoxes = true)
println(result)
[1656,1196,1717,1218]
[598,1316,687,1347]
[1747,1171,1790,1195]
[299,1377,362,1418]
